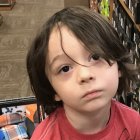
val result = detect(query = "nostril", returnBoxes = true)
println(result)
[81,80,85,83]
[89,77,93,80]
[81,77,93,83]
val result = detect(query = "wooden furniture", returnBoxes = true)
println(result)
[0,0,16,11]
[89,0,140,31]
[117,0,140,32]
[64,0,89,7]
[89,0,99,12]
[0,13,3,25]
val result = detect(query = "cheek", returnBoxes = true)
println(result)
[50,77,68,95]
[107,76,119,91]
[52,81,71,96]
[103,68,120,93]
[98,62,119,88]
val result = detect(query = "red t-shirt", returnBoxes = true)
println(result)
[31,100,140,140]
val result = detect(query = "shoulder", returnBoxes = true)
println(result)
[31,107,63,140]
[113,99,139,117]
[112,100,140,139]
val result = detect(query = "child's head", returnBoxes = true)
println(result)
[27,7,137,114]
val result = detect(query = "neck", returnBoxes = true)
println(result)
[64,103,111,134]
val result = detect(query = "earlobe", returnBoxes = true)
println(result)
[55,94,61,101]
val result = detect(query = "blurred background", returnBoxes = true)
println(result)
[0,0,89,99]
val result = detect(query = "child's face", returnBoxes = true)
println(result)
[46,26,121,113]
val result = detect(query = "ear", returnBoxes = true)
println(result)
[55,94,61,101]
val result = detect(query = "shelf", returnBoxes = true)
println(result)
[89,0,99,12]
[119,0,140,32]
[0,0,16,11]
[109,0,113,20]
[0,14,3,26]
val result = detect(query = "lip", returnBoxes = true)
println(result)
[82,89,102,99]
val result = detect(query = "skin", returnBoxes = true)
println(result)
[46,25,121,134]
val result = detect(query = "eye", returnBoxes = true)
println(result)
[90,54,100,61]
[59,66,71,73]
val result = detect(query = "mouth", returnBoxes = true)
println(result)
[82,89,102,99]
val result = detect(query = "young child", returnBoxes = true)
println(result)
[27,7,140,140]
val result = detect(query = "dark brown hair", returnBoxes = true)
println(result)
[26,7,138,115]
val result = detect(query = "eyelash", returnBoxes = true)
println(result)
[58,65,72,74]
[89,53,100,61]
[57,54,101,74]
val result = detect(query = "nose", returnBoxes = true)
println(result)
[77,65,95,84]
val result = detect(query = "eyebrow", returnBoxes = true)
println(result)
[49,54,66,69]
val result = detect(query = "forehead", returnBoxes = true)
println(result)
[48,25,86,63]
[48,26,62,57]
